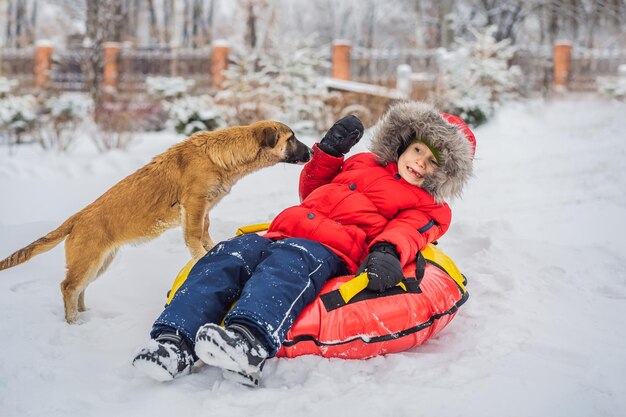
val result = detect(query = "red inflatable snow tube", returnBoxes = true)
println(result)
[276,244,468,359]
[168,239,468,360]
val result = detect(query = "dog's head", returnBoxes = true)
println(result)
[255,121,313,165]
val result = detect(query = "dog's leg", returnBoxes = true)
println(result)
[61,234,112,323]
[61,262,98,323]
[202,210,215,251]
[181,199,209,259]
[77,248,118,312]
[78,291,86,312]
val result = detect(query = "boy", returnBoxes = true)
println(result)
[132,101,476,386]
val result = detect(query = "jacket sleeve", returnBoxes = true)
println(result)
[368,205,451,267]
[299,143,344,202]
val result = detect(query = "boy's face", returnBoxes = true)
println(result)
[397,141,439,187]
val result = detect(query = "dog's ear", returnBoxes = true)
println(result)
[260,126,279,148]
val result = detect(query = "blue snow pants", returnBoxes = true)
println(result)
[151,234,347,357]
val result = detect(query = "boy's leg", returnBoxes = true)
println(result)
[195,238,345,385]
[226,238,346,353]
[133,234,272,380]
[150,233,273,345]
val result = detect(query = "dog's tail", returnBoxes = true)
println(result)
[0,216,76,271]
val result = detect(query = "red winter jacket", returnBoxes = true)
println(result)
[265,144,451,273]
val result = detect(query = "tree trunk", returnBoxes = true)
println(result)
[192,0,202,47]
[182,0,190,47]
[414,0,424,48]
[439,0,453,47]
[29,0,37,43]
[205,0,214,46]
[6,0,14,47]
[548,0,559,45]
[109,0,123,42]
[245,1,257,50]
[15,0,23,47]
[147,0,160,43]
[85,0,116,116]
[163,0,174,44]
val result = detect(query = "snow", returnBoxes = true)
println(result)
[324,77,406,99]
[1,95,625,417]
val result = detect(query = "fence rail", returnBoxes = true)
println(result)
[351,47,440,85]
[0,47,35,88]
[1,44,625,95]
[570,48,626,90]
[51,48,86,91]
[117,46,213,91]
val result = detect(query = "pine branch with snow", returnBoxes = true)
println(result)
[0,76,19,99]
[164,95,226,136]
[216,37,331,131]
[434,26,522,126]
[0,94,39,146]
[146,76,196,100]
[597,64,626,101]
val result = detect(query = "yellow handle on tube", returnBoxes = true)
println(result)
[236,223,272,236]
[338,272,407,303]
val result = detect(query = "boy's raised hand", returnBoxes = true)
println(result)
[357,242,404,292]
[318,115,364,157]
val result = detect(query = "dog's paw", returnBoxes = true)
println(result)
[191,248,208,260]
[64,313,83,324]
[202,239,216,252]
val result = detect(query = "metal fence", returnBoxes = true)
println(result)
[351,47,440,85]
[0,47,35,89]
[1,45,625,94]
[511,46,553,93]
[118,46,213,92]
[51,48,87,91]
[570,48,626,91]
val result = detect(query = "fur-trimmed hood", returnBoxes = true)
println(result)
[369,101,475,202]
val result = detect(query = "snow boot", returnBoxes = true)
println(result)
[132,332,195,381]
[195,323,269,387]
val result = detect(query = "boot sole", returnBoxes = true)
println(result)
[132,356,175,382]
[195,334,248,374]
[195,325,265,376]
[222,368,261,387]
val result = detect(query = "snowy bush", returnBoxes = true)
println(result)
[0,95,38,146]
[215,53,281,126]
[34,93,93,151]
[146,76,196,100]
[165,95,225,135]
[597,65,626,100]
[0,76,19,99]
[90,105,140,152]
[45,93,92,122]
[434,26,522,126]
[270,39,332,130]
[216,38,332,131]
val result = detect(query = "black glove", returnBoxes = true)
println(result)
[318,115,364,157]
[357,242,404,292]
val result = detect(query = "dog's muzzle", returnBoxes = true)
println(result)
[286,145,313,165]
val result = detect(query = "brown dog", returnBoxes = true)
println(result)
[0,120,312,323]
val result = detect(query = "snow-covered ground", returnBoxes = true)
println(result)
[0,95,625,417]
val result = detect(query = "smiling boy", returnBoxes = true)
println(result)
[133,101,476,386]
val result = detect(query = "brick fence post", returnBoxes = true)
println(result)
[34,41,53,90]
[103,42,121,93]
[553,43,572,90]
[211,40,230,88]
[332,40,351,80]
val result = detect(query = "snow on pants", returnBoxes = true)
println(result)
[151,234,346,357]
